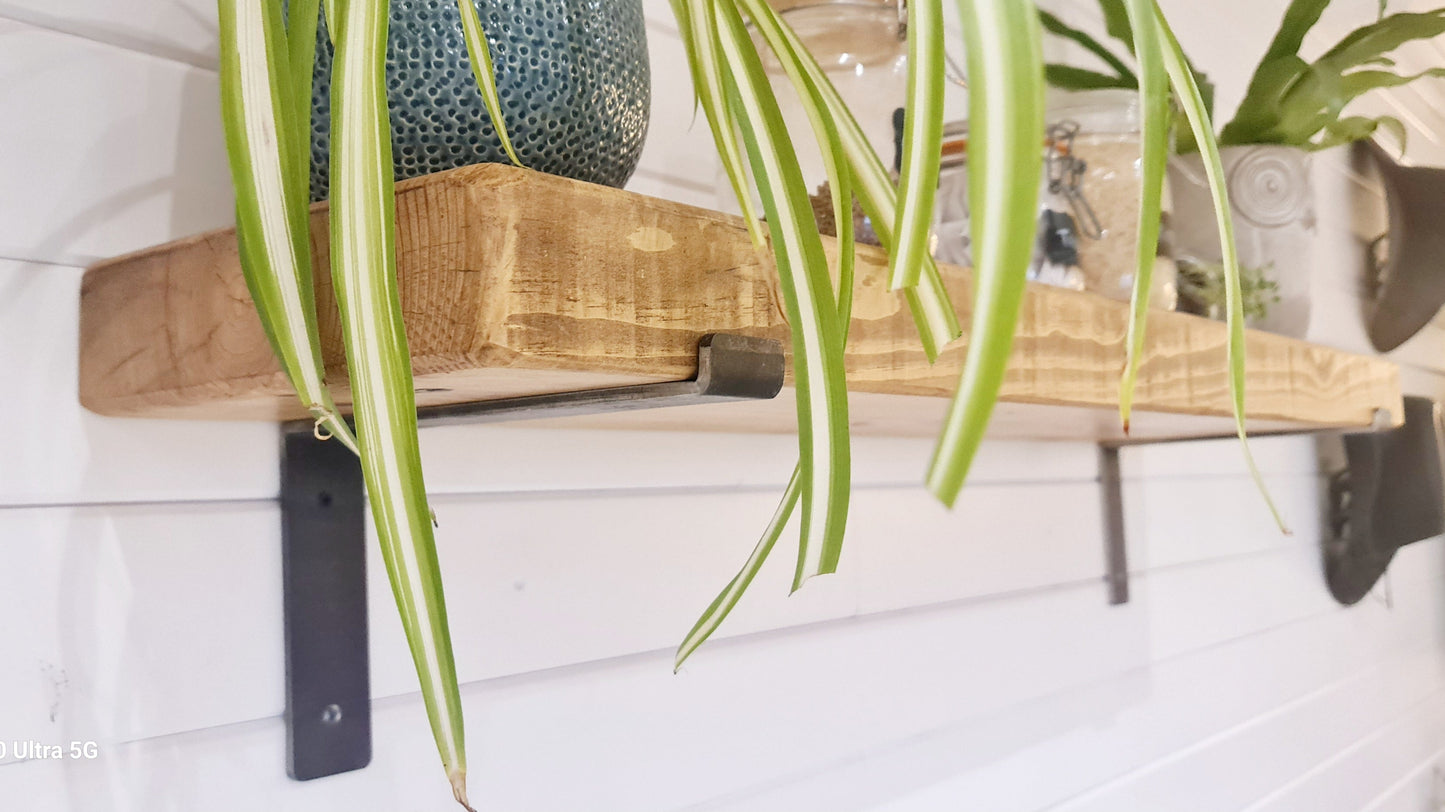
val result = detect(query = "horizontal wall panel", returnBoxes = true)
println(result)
[1134,542,1341,662]
[1121,471,1321,570]
[1359,747,1445,812]
[1053,648,1445,811]
[0,502,282,756]
[1242,691,1445,812]
[372,480,1109,698]
[1118,435,1321,480]
[3,554,1440,812]
[709,571,1443,812]
[0,21,232,266]
[851,482,1103,614]
[0,583,1145,812]
[0,261,279,506]
[0,474,1401,761]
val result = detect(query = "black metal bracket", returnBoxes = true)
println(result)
[1324,397,1445,604]
[412,333,786,427]
[1097,444,1131,605]
[281,429,371,780]
[1096,396,1445,608]
[278,333,784,781]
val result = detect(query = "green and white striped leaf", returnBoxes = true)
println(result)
[712,0,851,589]
[217,0,357,454]
[673,0,862,664]
[1155,1,1288,533]
[890,0,944,291]
[732,0,961,358]
[740,0,855,596]
[285,0,324,188]
[1117,0,1169,432]
[676,0,766,246]
[675,468,800,670]
[671,0,975,668]
[328,0,472,808]
[926,0,1044,507]
[456,0,523,167]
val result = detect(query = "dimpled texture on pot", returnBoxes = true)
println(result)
[308,0,650,201]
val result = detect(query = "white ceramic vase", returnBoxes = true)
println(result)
[1168,145,1316,338]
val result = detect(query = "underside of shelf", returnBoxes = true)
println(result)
[78,164,1402,441]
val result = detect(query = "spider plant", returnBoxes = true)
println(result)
[674,0,1272,666]
[1037,0,1286,527]
[219,0,516,806]
[221,0,1257,805]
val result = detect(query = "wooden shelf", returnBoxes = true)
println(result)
[79,164,1402,441]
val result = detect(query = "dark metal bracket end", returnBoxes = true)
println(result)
[278,333,785,781]
[1097,396,1445,609]
[1324,397,1445,605]
[412,332,785,428]
[281,430,371,781]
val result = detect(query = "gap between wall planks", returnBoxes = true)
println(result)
[77,163,1401,441]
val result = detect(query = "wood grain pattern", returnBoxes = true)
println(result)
[78,164,1402,440]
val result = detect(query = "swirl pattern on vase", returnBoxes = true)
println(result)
[1226,146,1315,229]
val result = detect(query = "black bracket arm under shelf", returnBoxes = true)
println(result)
[1096,396,1445,609]
[278,333,784,781]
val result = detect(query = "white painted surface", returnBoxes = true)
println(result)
[2,1,1444,810]
[0,22,233,266]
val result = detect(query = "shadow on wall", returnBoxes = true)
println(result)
[21,16,267,806]
[26,14,230,267]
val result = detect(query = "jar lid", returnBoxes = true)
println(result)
[1046,88,1141,134]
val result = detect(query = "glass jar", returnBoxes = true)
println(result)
[719,0,909,233]
[1041,89,1173,305]
[761,0,908,179]
[932,89,1176,307]
[931,121,971,266]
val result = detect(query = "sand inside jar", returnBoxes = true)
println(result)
[1066,134,1143,301]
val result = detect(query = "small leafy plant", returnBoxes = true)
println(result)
[1043,0,1445,152]
[1177,258,1282,321]
[218,0,1263,806]
[1217,1,1445,151]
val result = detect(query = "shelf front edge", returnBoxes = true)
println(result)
[78,163,1402,441]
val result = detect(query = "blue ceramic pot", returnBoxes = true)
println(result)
[309,0,650,200]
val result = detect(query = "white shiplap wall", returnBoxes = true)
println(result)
[3,1,1445,810]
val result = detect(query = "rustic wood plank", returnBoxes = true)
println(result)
[78,164,1402,440]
